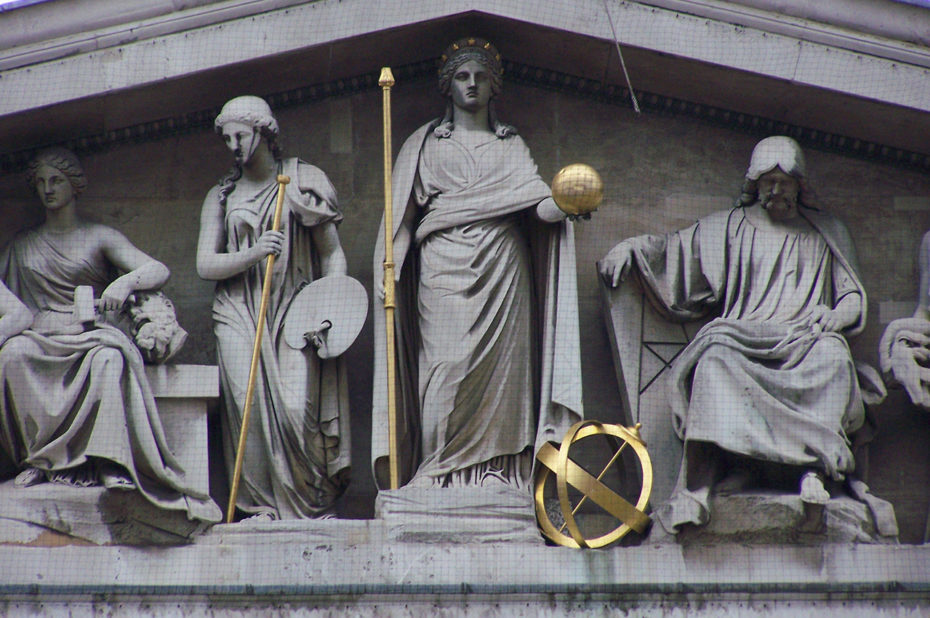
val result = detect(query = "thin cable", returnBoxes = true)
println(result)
[603,0,641,114]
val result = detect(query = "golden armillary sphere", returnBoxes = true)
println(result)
[535,420,653,548]
[551,163,604,217]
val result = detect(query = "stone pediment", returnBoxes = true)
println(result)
[3,0,930,164]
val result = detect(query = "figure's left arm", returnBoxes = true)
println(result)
[815,292,861,333]
[535,197,566,223]
[310,222,347,277]
[811,259,863,333]
[295,163,347,277]
[99,227,170,311]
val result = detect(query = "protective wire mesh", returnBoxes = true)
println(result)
[0,0,928,614]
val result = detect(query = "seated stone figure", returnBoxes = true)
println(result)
[0,147,220,527]
[599,136,893,537]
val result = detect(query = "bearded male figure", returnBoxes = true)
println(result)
[600,136,885,534]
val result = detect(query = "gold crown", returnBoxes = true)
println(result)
[439,37,503,73]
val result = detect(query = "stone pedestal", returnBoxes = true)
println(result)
[375,485,542,544]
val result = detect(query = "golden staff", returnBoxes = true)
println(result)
[226,174,291,523]
[379,67,400,489]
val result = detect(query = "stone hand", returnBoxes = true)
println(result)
[305,320,332,357]
[100,279,132,312]
[890,339,930,408]
[253,230,285,261]
[808,304,850,333]
[598,241,634,288]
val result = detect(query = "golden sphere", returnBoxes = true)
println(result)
[551,163,603,216]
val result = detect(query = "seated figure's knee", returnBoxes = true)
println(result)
[91,346,125,373]
[0,335,40,362]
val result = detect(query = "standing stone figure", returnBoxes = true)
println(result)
[0,147,220,525]
[599,136,885,534]
[197,96,351,519]
[372,38,583,490]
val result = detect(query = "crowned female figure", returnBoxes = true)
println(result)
[372,39,584,490]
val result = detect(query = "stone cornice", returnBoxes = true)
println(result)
[2,0,930,120]
[2,58,928,174]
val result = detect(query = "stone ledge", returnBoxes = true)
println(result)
[1,518,927,614]
[0,518,926,588]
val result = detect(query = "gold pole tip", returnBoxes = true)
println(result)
[379,67,395,88]
[277,175,291,184]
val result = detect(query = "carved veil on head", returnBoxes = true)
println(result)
[25,147,88,197]
[435,37,515,138]
[736,136,818,209]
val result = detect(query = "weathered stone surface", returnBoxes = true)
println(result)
[375,486,542,544]
[0,481,209,546]
[667,493,895,546]
[0,519,928,615]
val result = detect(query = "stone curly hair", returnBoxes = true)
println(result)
[25,147,88,197]
[214,95,283,206]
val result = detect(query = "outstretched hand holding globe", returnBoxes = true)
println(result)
[551,163,603,219]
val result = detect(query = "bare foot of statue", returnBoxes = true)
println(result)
[14,467,47,488]
[799,471,830,505]
[798,471,828,534]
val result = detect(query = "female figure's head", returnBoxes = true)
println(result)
[434,38,515,138]
[214,95,282,205]
[214,95,282,164]
[26,147,87,212]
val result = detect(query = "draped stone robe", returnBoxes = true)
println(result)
[623,206,870,532]
[371,121,583,490]
[0,229,221,524]
[211,158,350,518]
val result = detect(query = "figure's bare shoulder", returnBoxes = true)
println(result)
[82,221,133,249]
[203,184,223,205]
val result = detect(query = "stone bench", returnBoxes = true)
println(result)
[144,364,219,497]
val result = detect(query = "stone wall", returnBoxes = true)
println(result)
[2,78,929,539]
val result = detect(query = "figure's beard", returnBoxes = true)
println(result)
[761,193,798,220]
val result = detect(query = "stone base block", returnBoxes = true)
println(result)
[375,485,542,544]
[662,492,897,545]
[0,481,210,546]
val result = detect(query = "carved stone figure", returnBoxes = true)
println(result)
[371,38,583,491]
[599,136,891,536]
[879,231,930,409]
[0,147,220,525]
[197,96,351,520]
